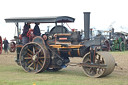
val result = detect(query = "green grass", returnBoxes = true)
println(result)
[110,50,128,53]
[0,52,128,85]
[110,51,128,57]
[0,65,128,85]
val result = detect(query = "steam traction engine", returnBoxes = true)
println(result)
[5,12,115,77]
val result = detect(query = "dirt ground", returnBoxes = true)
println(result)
[111,52,128,76]
[0,51,128,76]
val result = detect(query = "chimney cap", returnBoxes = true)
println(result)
[83,12,91,14]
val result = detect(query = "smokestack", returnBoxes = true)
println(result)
[84,12,90,40]
[111,28,114,35]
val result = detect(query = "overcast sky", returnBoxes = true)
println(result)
[0,0,128,41]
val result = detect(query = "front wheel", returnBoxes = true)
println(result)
[82,52,115,77]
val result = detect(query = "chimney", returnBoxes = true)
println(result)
[111,28,114,35]
[84,12,90,40]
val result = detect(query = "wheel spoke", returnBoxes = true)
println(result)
[33,62,36,70]
[28,62,33,67]
[27,48,33,55]
[24,57,31,59]
[35,49,42,55]
[38,57,45,59]
[93,68,97,74]
[28,60,32,64]
[37,61,42,67]
[36,62,38,70]
[40,60,44,63]
[89,68,92,73]
[33,47,36,54]
[97,68,102,74]
[27,53,32,57]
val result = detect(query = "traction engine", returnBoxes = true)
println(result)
[5,12,115,77]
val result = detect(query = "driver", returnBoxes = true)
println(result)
[21,22,31,45]
[33,23,41,36]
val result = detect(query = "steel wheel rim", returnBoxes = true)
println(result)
[20,42,46,73]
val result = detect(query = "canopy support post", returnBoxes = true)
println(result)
[15,22,20,44]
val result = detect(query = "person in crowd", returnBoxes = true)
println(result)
[3,37,9,53]
[21,22,31,45]
[33,23,41,36]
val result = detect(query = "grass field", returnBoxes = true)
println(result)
[0,51,128,85]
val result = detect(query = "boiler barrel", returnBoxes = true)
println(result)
[57,47,89,57]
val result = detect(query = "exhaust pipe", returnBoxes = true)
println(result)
[84,12,90,40]
[109,28,114,39]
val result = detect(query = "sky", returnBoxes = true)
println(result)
[0,0,128,41]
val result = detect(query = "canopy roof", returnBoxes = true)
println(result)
[115,32,128,36]
[5,16,75,23]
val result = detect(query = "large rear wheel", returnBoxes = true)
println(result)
[19,42,50,73]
